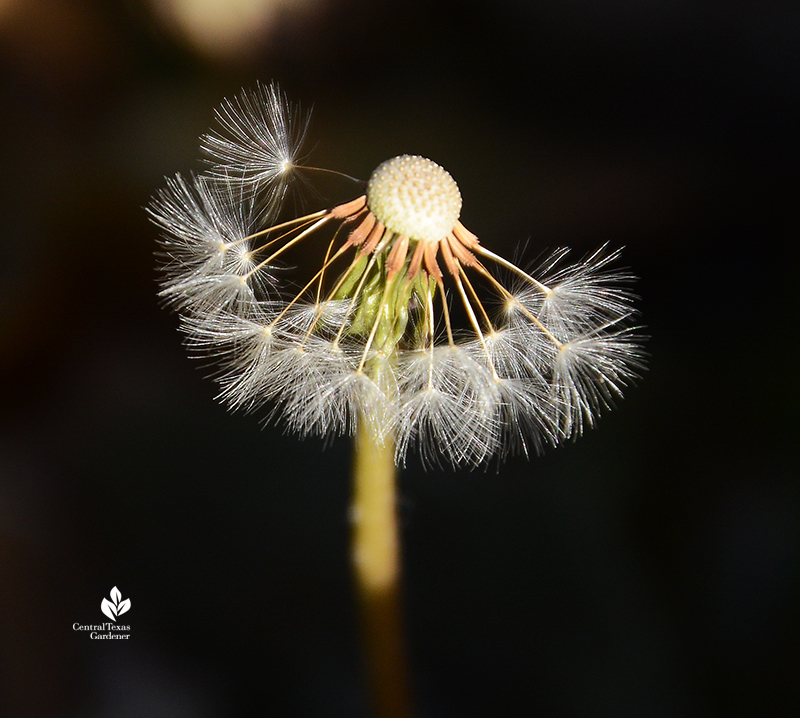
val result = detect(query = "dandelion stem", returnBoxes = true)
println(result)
[352,424,413,718]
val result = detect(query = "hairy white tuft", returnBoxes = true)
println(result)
[201,82,309,213]
[151,174,279,313]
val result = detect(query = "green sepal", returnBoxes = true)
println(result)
[333,253,370,301]
[349,255,385,335]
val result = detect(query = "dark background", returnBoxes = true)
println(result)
[1,0,798,716]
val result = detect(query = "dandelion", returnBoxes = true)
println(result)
[150,82,645,718]
[151,89,644,467]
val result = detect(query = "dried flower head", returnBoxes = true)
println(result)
[150,82,646,468]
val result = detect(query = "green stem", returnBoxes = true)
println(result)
[352,423,413,718]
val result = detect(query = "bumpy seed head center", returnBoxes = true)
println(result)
[366,155,462,243]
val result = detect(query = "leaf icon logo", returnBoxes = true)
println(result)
[100,586,131,621]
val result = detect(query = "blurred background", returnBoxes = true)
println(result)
[1,0,798,716]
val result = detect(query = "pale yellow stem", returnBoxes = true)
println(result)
[352,424,412,718]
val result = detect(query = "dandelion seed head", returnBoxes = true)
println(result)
[151,82,646,468]
[366,155,461,243]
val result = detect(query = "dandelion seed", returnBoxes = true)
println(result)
[149,173,280,313]
[397,345,499,468]
[201,82,309,204]
[151,83,646,468]
[551,321,646,437]
[513,245,638,340]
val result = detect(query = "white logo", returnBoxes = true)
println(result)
[73,587,132,639]
[100,586,131,622]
